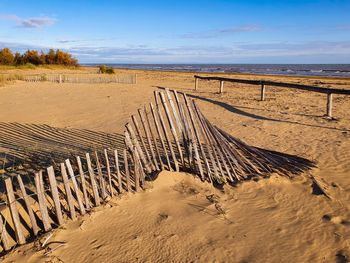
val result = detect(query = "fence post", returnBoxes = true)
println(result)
[261,83,266,101]
[327,93,333,117]
[194,77,198,91]
[59,74,62,83]
[219,80,224,93]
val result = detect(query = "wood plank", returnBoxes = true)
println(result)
[34,172,52,232]
[17,175,40,235]
[132,147,141,192]
[159,91,184,166]
[95,152,108,199]
[148,103,166,169]
[46,167,64,226]
[60,163,76,220]
[125,123,153,173]
[327,93,333,117]
[154,92,179,171]
[86,153,101,206]
[65,159,86,215]
[4,178,26,244]
[114,149,123,193]
[0,213,11,251]
[104,149,114,197]
[132,115,155,170]
[123,149,131,192]
[138,108,160,170]
[76,156,90,209]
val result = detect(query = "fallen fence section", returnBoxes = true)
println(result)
[0,88,314,254]
[194,75,350,118]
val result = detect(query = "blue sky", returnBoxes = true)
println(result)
[0,0,349,63]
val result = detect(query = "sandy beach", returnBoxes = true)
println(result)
[0,67,349,262]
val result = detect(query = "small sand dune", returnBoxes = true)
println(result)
[3,171,349,263]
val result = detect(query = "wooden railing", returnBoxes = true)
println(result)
[194,75,350,117]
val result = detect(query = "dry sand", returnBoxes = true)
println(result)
[0,68,349,262]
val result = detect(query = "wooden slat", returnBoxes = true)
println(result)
[76,156,90,209]
[4,178,26,244]
[125,123,153,173]
[95,152,107,199]
[60,163,76,220]
[183,94,212,181]
[104,149,114,197]
[154,92,179,171]
[138,108,160,170]
[159,91,184,166]
[114,149,123,193]
[86,153,101,206]
[0,213,11,251]
[46,167,64,226]
[65,159,86,215]
[132,147,141,192]
[149,103,169,169]
[123,149,131,192]
[17,175,40,235]
[34,172,52,232]
[132,115,155,170]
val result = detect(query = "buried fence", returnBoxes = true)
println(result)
[0,88,314,253]
[0,73,137,84]
[194,75,350,118]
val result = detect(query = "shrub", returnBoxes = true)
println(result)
[99,65,115,74]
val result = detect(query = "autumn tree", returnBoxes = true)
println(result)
[0,48,15,65]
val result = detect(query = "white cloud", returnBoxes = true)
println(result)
[0,14,56,28]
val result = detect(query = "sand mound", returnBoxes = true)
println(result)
[3,171,349,263]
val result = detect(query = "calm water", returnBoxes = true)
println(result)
[84,64,350,77]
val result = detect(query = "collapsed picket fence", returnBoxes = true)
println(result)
[0,88,314,254]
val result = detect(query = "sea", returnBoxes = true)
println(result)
[84,64,350,77]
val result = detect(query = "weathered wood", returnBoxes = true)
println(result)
[165,88,184,133]
[194,75,350,95]
[159,91,184,166]
[183,94,212,181]
[327,93,333,117]
[46,167,64,226]
[132,115,155,170]
[195,77,198,91]
[86,153,101,206]
[0,213,10,251]
[17,175,40,235]
[123,149,131,192]
[65,159,86,215]
[61,163,76,220]
[125,123,153,173]
[154,92,179,171]
[138,108,160,170]
[132,147,141,192]
[219,80,224,93]
[104,149,114,197]
[114,149,123,193]
[261,83,265,101]
[4,178,26,244]
[95,152,108,199]
[34,172,52,232]
[150,102,170,169]
[76,156,90,209]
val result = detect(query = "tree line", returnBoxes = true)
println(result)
[0,48,79,66]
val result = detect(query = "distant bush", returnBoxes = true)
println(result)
[99,65,115,74]
[0,48,79,67]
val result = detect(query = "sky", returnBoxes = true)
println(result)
[0,0,349,64]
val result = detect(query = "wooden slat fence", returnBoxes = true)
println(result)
[194,75,350,117]
[0,88,314,254]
